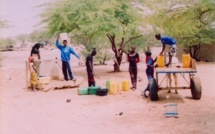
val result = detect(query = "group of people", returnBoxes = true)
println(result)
[28,34,177,97]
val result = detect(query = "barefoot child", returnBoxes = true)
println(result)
[143,51,157,98]
[28,56,38,92]
[86,48,97,87]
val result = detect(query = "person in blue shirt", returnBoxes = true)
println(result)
[155,34,177,67]
[143,51,157,98]
[56,35,80,81]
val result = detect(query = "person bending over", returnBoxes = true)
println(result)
[155,34,177,67]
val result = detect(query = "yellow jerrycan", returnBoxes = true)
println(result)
[122,80,130,91]
[109,82,118,95]
[157,55,165,67]
[182,54,191,68]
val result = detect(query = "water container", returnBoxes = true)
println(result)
[157,55,165,67]
[60,33,68,40]
[109,82,118,95]
[182,54,191,68]
[88,86,101,95]
[106,81,110,90]
[78,87,89,95]
[122,80,130,91]
[51,64,59,80]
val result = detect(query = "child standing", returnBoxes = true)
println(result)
[86,48,97,87]
[143,51,157,98]
[28,56,38,92]
[127,46,140,90]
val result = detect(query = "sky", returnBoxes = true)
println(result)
[0,0,53,38]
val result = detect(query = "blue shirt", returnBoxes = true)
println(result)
[161,36,176,46]
[56,40,80,61]
[146,57,154,78]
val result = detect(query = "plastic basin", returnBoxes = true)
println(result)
[88,86,101,95]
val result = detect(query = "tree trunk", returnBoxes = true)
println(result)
[106,34,142,72]
[113,55,122,72]
[187,45,201,61]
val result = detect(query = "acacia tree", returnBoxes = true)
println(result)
[146,0,215,60]
[40,0,145,72]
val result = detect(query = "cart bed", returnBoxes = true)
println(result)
[156,68,197,74]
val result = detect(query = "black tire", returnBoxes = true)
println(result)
[149,78,159,101]
[190,76,202,100]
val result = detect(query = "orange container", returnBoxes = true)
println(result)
[122,80,130,91]
[157,55,165,67]
[182,54,191,68]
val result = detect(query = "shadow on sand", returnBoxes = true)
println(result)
[142,90,185,104]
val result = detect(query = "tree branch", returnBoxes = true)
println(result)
[183,49,189,54]
[107,34,117,53]
[107,34,113,44]
[123,35,143,47]
[120,37,124,48]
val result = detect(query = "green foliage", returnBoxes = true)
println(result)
[146,0,215,46]
[40,0,146,68]
[79,35,112,64]
[29,30,51,43]
[0,38,15,48]
[40,0,145,46]
[124,36,147,52]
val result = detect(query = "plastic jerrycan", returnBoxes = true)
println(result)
[182,54,191,68]
[106,80,111,90]
[117,82,120,92]
[122,80,130,91]
[60,33,68,40]
[157,55,165,67]
[109,82,118,95]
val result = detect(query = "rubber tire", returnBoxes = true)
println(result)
[149,78,159,101]
[190,76,202,100]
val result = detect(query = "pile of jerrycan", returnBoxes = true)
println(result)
[78,80,130,96]
[156,53,191,68]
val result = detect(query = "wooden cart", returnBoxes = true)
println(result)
[149,59,202,101]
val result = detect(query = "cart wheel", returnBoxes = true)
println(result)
[190,76,202,100]
[149,78,159,101]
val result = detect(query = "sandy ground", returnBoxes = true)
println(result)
[0,48,215,134]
